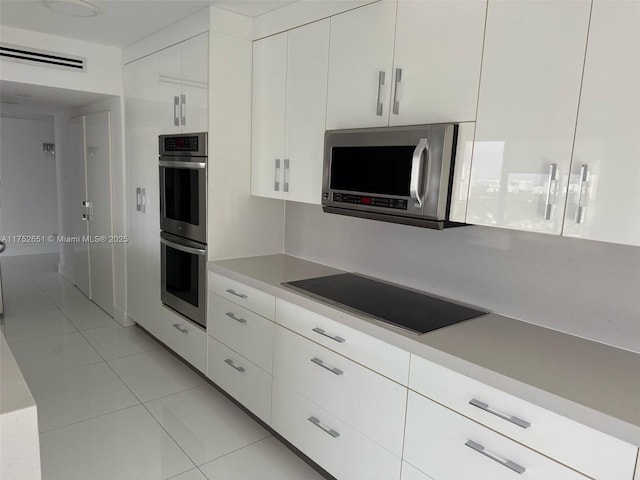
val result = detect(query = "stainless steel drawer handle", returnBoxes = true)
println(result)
[308,416,340,438]
[465,440,526,475]
[224,358,246,373]
[469,399,531,429]
[173,96,180,126]
[376,70,385,116]
[392,67,402,115]
[225,289,248,299]
[543,163,558,220]
[312,327,345,343]
[225,312,247,324]
[310,357,343,376]
[172,323,188,334]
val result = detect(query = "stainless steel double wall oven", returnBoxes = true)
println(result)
[159,132,207,328]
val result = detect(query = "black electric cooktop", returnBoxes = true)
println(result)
[283,273,486,335]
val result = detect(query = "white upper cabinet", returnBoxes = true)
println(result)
[158,32,209,134]
[466,0,591,234]
[251,19,330,204]
[389,0,487,126]
[251,32,288,200]
[326,0,397,130]
[283,19,330,204]
[562,1,640,246]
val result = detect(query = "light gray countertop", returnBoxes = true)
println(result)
[209,254,640,447]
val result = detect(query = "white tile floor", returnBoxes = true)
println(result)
[1,254,329,480]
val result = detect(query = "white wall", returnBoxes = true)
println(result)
[284,202,640,354]
[0,116,59,256]
[0,25,122,96]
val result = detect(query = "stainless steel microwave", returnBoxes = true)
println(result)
[322,124,464,230]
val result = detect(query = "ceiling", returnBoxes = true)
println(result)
[0,0,298,48]
[0,80,112,119]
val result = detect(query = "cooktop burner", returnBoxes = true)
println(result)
[283,273,486,335]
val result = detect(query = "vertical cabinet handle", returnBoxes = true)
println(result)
[308,416,340,438]
[575,164,589,224]
[180,94,186,126]
[376,71,386,116]
[173,96,180,126]
[469,399,531,429]
[136,187,142,212]
[465,440,526,475]
[544,163,559,220]
[274,159,281,192]
[283,159,290,193]
[392,68,402,115]
[312,327,345,343]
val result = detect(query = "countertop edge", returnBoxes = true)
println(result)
[208,259,640,447]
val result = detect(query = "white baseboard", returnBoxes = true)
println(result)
[57,262,74,283]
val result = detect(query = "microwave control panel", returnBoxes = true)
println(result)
[332,193,407,210]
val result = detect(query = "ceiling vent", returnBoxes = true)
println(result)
[0,44,86,72]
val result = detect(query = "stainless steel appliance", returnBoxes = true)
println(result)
[159,132,207,244]
[284,273,486,335]
[159,133,207,328]
[322,123,464,230]
[160,232,207,328]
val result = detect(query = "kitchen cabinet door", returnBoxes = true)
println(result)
[562,1,640,246]
[283,19,330,205]
[157,42,182,135]
[466,0,591,234]
[390,0,487,126]
[251,32,287,200]
[326,0,396,130]
[180,33,209,133]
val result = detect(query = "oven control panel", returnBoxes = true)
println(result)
[332,193,408,210]
[163,136,199,152]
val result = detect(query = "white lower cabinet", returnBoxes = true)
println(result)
[273,326,406,456]
[208,293,275,373]
[207,337,272,424]
[160,310,206,373]
[409,355,638,480]
[404,391,589,480]
[271,380,402,480]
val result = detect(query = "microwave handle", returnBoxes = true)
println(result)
[410,138,430,208]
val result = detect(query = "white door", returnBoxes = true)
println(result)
[69,115,91,298]
[180,32,209,133]
[251,31,287,200]
[466,0,591,234]
[563,0,640,246]
[283,19,330,205]
[158,42,182,135]
[84,111,114,316]
[325,0,397,130]
[390,0,486,126]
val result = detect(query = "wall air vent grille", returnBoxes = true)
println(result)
[0,44,86,72]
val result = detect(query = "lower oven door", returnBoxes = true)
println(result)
[160,232,207,328]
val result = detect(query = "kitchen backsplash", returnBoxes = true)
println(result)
[284,202,640,354]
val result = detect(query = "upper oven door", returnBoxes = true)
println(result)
[159,156,207,243]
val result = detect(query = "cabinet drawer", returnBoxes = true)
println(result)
[271,380,401,480]
[161,311,206,373]
[209,272,275,320]
[207,337,271,424]
[405,391,589,480]
[409,355,637,480]
[273,326,406,456]
[208,293,274,373]
[276,299,409,384]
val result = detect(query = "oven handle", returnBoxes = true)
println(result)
[161,237,206,256]
[159,160,206,170]
[410,137,430,208]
